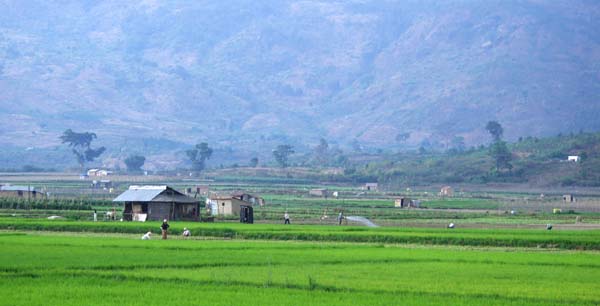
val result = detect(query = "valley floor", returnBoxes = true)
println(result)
[1,229,599,305]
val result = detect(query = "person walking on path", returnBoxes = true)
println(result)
[161,219,170,240]
[284,212,290,224]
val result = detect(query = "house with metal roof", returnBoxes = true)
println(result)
[0,185,44,199]
[113,186,200,222]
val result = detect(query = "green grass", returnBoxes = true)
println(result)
[1,219,599,250]
[1,232,599,305]
[421,198,501,209]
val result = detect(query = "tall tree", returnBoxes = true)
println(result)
[124,155,146,172]
[273,144,294,168]
[485,121,504,142]
[186,142,213,172]
[489,141,513,172]
[313,138,329,166]
[60,129,105,170]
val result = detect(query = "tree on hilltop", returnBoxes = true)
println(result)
[485,121,504,142]
[60,129,105,170]
[124,155,146,172]
[187,143,213,173]
[273,145,294,168]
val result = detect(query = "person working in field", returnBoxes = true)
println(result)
[284,212,290,224]
[338,211,344,225]
[161,219,170,240]
[142,231,152,240]
[182,227,191,238]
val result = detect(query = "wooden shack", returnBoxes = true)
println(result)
[440,186,454,197]
[232,192,265,207]
[0,185,44,199]
[114,186,200,222]
[363,183,379,191]
[206,194,254,216]
[309,188,328,197]
[563,194,575,203]
[395,197,420,208]
[395,197,411,208]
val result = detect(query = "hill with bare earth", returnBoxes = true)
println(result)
[1,0,599,169]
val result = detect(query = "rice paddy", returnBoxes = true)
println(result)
[1,231,599,305]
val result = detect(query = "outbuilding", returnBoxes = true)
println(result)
[309,188,328,197]
[563,194,575,203]
[363,183,379,191]
[0,185,44,199]
[440,186,454,197]
[567,156,580,162]
[114,185,200,222]
[206,193,255,216]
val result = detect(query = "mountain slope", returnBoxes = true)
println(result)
[0,0,599,168]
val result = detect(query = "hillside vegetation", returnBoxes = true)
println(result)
[1,1,599,168]
[351,132,600,187]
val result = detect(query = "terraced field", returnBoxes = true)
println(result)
[1,231,599,305]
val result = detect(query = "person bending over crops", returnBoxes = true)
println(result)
[161,219,170,240]
[182,228,191,238]
[142,232,152,240]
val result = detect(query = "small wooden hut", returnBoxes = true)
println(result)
[114,185,200,222]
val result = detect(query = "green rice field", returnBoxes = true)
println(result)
[1,230,599,305]
[2,175,600,305]
[2,219,600,249]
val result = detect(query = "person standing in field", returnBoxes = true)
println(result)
[93,209,97,222]
[161,219,170,240]
[338,211,344,225]
[284,212,290,224]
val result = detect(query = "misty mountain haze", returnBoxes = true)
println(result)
[1,0,599,169]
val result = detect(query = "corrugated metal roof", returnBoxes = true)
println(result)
[0,185,35,192]
[113,185,198,203]
[113,186,167,202]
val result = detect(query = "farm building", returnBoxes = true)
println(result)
[440,186,454,197]
[363,183,378,191]
[91,180,113,189]
[87,169,113,177]
[395,197,410,208]
[0,185,44,199]
[114,185,200,222]
[395,197,421,208]
[567,155,580,162]
[563,194,575,203]
[197,185,210,196]
[309,188,328,197]
[232,192,265,206]
[185,185,213,197]
[206,193,258,216]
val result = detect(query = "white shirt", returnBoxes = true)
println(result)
[284,213,289,219]
[142,233,151,240]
